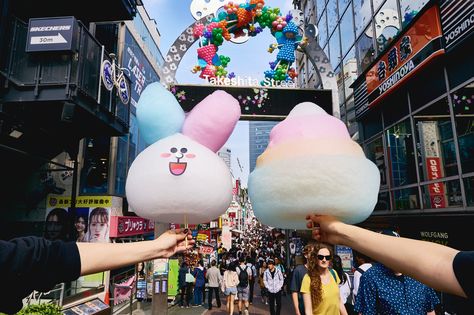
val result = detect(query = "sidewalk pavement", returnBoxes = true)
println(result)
[120,285,295,315]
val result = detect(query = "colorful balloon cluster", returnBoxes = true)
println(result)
[192,0,308,84]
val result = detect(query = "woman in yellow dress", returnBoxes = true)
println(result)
[301,243,348,315]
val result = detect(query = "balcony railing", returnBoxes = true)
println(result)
[1,16,130,131]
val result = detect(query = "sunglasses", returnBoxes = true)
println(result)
[317,255,332,261]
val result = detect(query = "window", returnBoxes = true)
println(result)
[383,88,409,127]
[316,0,327,20]
[327,0,339,36]
[392,187,419,210]
[366,137,387,186]
[343,46,357,99]
[340,6,355,56]
[400,0,429,28]
[386,119,417,187]
[80,137,110,194]
[318,10,328,47]
[339,0,351,13]
[413,98,458,182]
[372,0,384,12]
[336,66,345,105]
[421,179,463,209]
[354,0,373,37]
[375,191,391,210]
[465,177,474,206]
[362,107,383,140]
[355,24,375,73]
[374,0,401,54]
[452,82,474,173]
[114,136,129,196]
[329,27,341,70]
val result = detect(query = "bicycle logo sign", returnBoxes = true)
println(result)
[100,53,131,105]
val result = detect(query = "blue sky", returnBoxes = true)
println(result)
[141,0,293,185]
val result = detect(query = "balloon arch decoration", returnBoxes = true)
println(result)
[162,0,341,115]
[190,0,306,84]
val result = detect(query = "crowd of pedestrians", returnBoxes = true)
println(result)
[174,221,444,315]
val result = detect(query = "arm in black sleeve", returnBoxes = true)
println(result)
[453,251,474,301]
[0,236,81,314]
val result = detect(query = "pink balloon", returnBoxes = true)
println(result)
[182,91,241,152]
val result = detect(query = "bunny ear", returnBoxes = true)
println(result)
[137,82,185,145]
[182,90,240,152]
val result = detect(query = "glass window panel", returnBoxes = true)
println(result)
[80,137,110,194]
[372,0,384,12]
[374,0,401,54]
[386,119,417,187]
[317,0,327,20]
[375,191,391,210]
[392,187,420,210]
[362,107,383,139]
[340,6,355,56]
[421,180,463,209]
[354,0,373,37]
[114,136,129,196]
[355,24,375,73]
[409,64,447,112]
[327,0,339,36]
[366,137,388,186]
[340,103,347,124]
[383,88,409,127]
[464,177,474,206]
[343,46,357,98]
[339,0,351,13]
[413,98,458,182]
[347,98,358,136]
[336,66,345,105]
[318,10,328,47]
[400,0,429,28]
[452,82,474,173]
[329,27,341,70]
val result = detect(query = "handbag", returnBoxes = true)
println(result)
[185,270,195,283]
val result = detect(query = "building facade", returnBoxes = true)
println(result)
[302,0,474,312]
[249,121,278,172]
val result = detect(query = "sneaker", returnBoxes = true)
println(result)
[244,309,249,315]
[180,306,184,308]
[265,301,268,305]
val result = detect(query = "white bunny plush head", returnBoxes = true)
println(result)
[125,83,241,224]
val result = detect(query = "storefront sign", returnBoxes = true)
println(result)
[199,245,214,255]
[110,216,154,237]
[420,231,449,246]
[426,157,446,209]
[26,17,77,52]
[440,0,474,51]
[196,230,211,242]
[354,5,444,118]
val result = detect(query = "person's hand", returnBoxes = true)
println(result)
[305,215,347,245]
[154,229,195,258]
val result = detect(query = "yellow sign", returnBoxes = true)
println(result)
[47,195,113,207]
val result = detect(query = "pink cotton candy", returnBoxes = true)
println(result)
[268,113,350,148]
[182,90,241,152]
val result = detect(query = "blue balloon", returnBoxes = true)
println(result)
[136,82,185,145]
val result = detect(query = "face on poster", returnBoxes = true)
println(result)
[87,207,110,243]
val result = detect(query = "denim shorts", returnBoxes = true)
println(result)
[224,287,237,296]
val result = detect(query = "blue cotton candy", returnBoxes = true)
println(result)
[136,82,185,145]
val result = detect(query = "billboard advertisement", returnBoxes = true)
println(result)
[123,29,160,108]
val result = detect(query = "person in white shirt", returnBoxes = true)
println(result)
[263,259,284,315]
[222,263,239,315]
[352,251,372,300]
[246,257,257,304]
[206,260,222,310]
[333,255,354,314]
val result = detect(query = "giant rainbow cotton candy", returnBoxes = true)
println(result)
[248,102,380,229]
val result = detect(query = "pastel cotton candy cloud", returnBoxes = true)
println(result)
[126,84,240,224]
[248,102,380,229]
[126,134,233,224]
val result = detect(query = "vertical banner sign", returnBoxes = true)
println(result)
[222,225,232,250]
[440,0,474,51]
[123,29,160,108]
[418,121,446,209]
[354,5,445,119]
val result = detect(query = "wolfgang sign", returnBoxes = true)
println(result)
[440,0,474,51]
[354,5,445,118]
[26,17,77,52]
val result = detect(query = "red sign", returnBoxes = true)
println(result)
[199,246,214,255]
[110,216,153,237]
[365,5,444,108]
[426,157,446,209]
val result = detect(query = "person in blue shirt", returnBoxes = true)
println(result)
[354,234,440,314]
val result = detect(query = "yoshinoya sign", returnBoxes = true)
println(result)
[26,17,77,52]
[354,5,445,119]
[440,0,474,51]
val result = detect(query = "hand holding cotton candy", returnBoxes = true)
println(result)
[248,102,380,229]
[126,83,241,224]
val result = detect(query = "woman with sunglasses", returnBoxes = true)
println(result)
[300,243,348,315]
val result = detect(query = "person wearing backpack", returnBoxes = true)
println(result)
[301,243,348,315]
[236,257,252,315]
[263,259,284,315]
